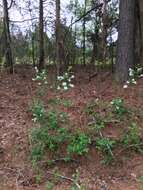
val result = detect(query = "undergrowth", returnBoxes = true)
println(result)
[29,68,143,188]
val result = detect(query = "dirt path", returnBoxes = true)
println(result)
[0,73,34,190]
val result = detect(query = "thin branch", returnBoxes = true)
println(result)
[8,0,14,10]
[9,17,38,23]
[69,3,103,27]
[47,171,81,189]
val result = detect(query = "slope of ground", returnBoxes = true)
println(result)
[0,65,143,190]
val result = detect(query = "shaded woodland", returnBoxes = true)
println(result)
[0,0,143,190]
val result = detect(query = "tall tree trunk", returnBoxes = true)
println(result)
[74,0,78,65]
[38,0,44,71]
[3,0,14,73]
[32,33,35,67]
[56,0,61,76]
[135,0,143,65]
[82,0,87,65]
[101,0,108,63]
[115,0,135,82]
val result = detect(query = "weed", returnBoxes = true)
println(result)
[67,132,91,156]
[33,68,48,85]
[30,110,70,163]
[122,123,143,152]
[89,120,105,134]
[71,170,86,190]
[59,111,69,122]
[47,111,58,129]
[96,137,116,164]
[48,98,73,108]
[110,98,127,117]
[84,99,99,116]
[123,66,143,88]
[31,144,44,162]
[45,182,54,190]
[57,66,75,91]
[31,100,45,123]
[35,173,42,184]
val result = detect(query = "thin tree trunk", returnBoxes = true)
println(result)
[74,0,78,65]
[56,0,61,76]
[3,0,14,73]
[38,0,44,71]
[101,0,108,63]
[82,0,87,65]
[115,0,135,82]
[32,33,35,67]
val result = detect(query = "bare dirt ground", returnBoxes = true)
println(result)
[0,65,143,190]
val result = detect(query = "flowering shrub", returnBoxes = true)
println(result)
[57,67,75,91]
[32,67,48,86]
[110,98,127,116]
[31,100,45,123]
[123,66,143,88]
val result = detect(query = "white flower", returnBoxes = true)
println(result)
[110,101,113,105]
[63,86,68,90]
[129,71,134,77]
[129,68,134,77]
[57,86,61,90]
[44,81,48,84]
[133,81,137,84]
[69,84,74,88]
[140,74,143,77]
[123,84,128,89]
[32,78,35,81]
[62,82,67,86]
[126,81,130,84]
[38,82,41,86]
[137,68,142,72]
[95,98,99,102]
[57,76,63,80]
[71,75,75,79]
[35,67,38,73]
[32,118,37,123]
[36,76,41,80]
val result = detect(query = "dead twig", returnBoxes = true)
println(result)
[47,171,81,189]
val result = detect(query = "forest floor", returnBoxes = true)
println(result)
[0,65,143,190]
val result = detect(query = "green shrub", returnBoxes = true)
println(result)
[96,137,116,164]
[67,133,91,156]
[31,100,45,123]
[31,144,45,162]
[110,98,127,117]
[47,111,58,129]
[122,123,142,152]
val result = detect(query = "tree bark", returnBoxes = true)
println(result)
[82,0,87,65]
[55,0,61,76]
[115,0,135,82]
[38,0,44,71]
[135,0,143,65]
[101,0,108,63]
[3,0,14,73]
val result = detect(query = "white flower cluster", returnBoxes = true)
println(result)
[110,98,125,114]
[123,67,143,89]
[57,72,75,91]
[32,67,48,86]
